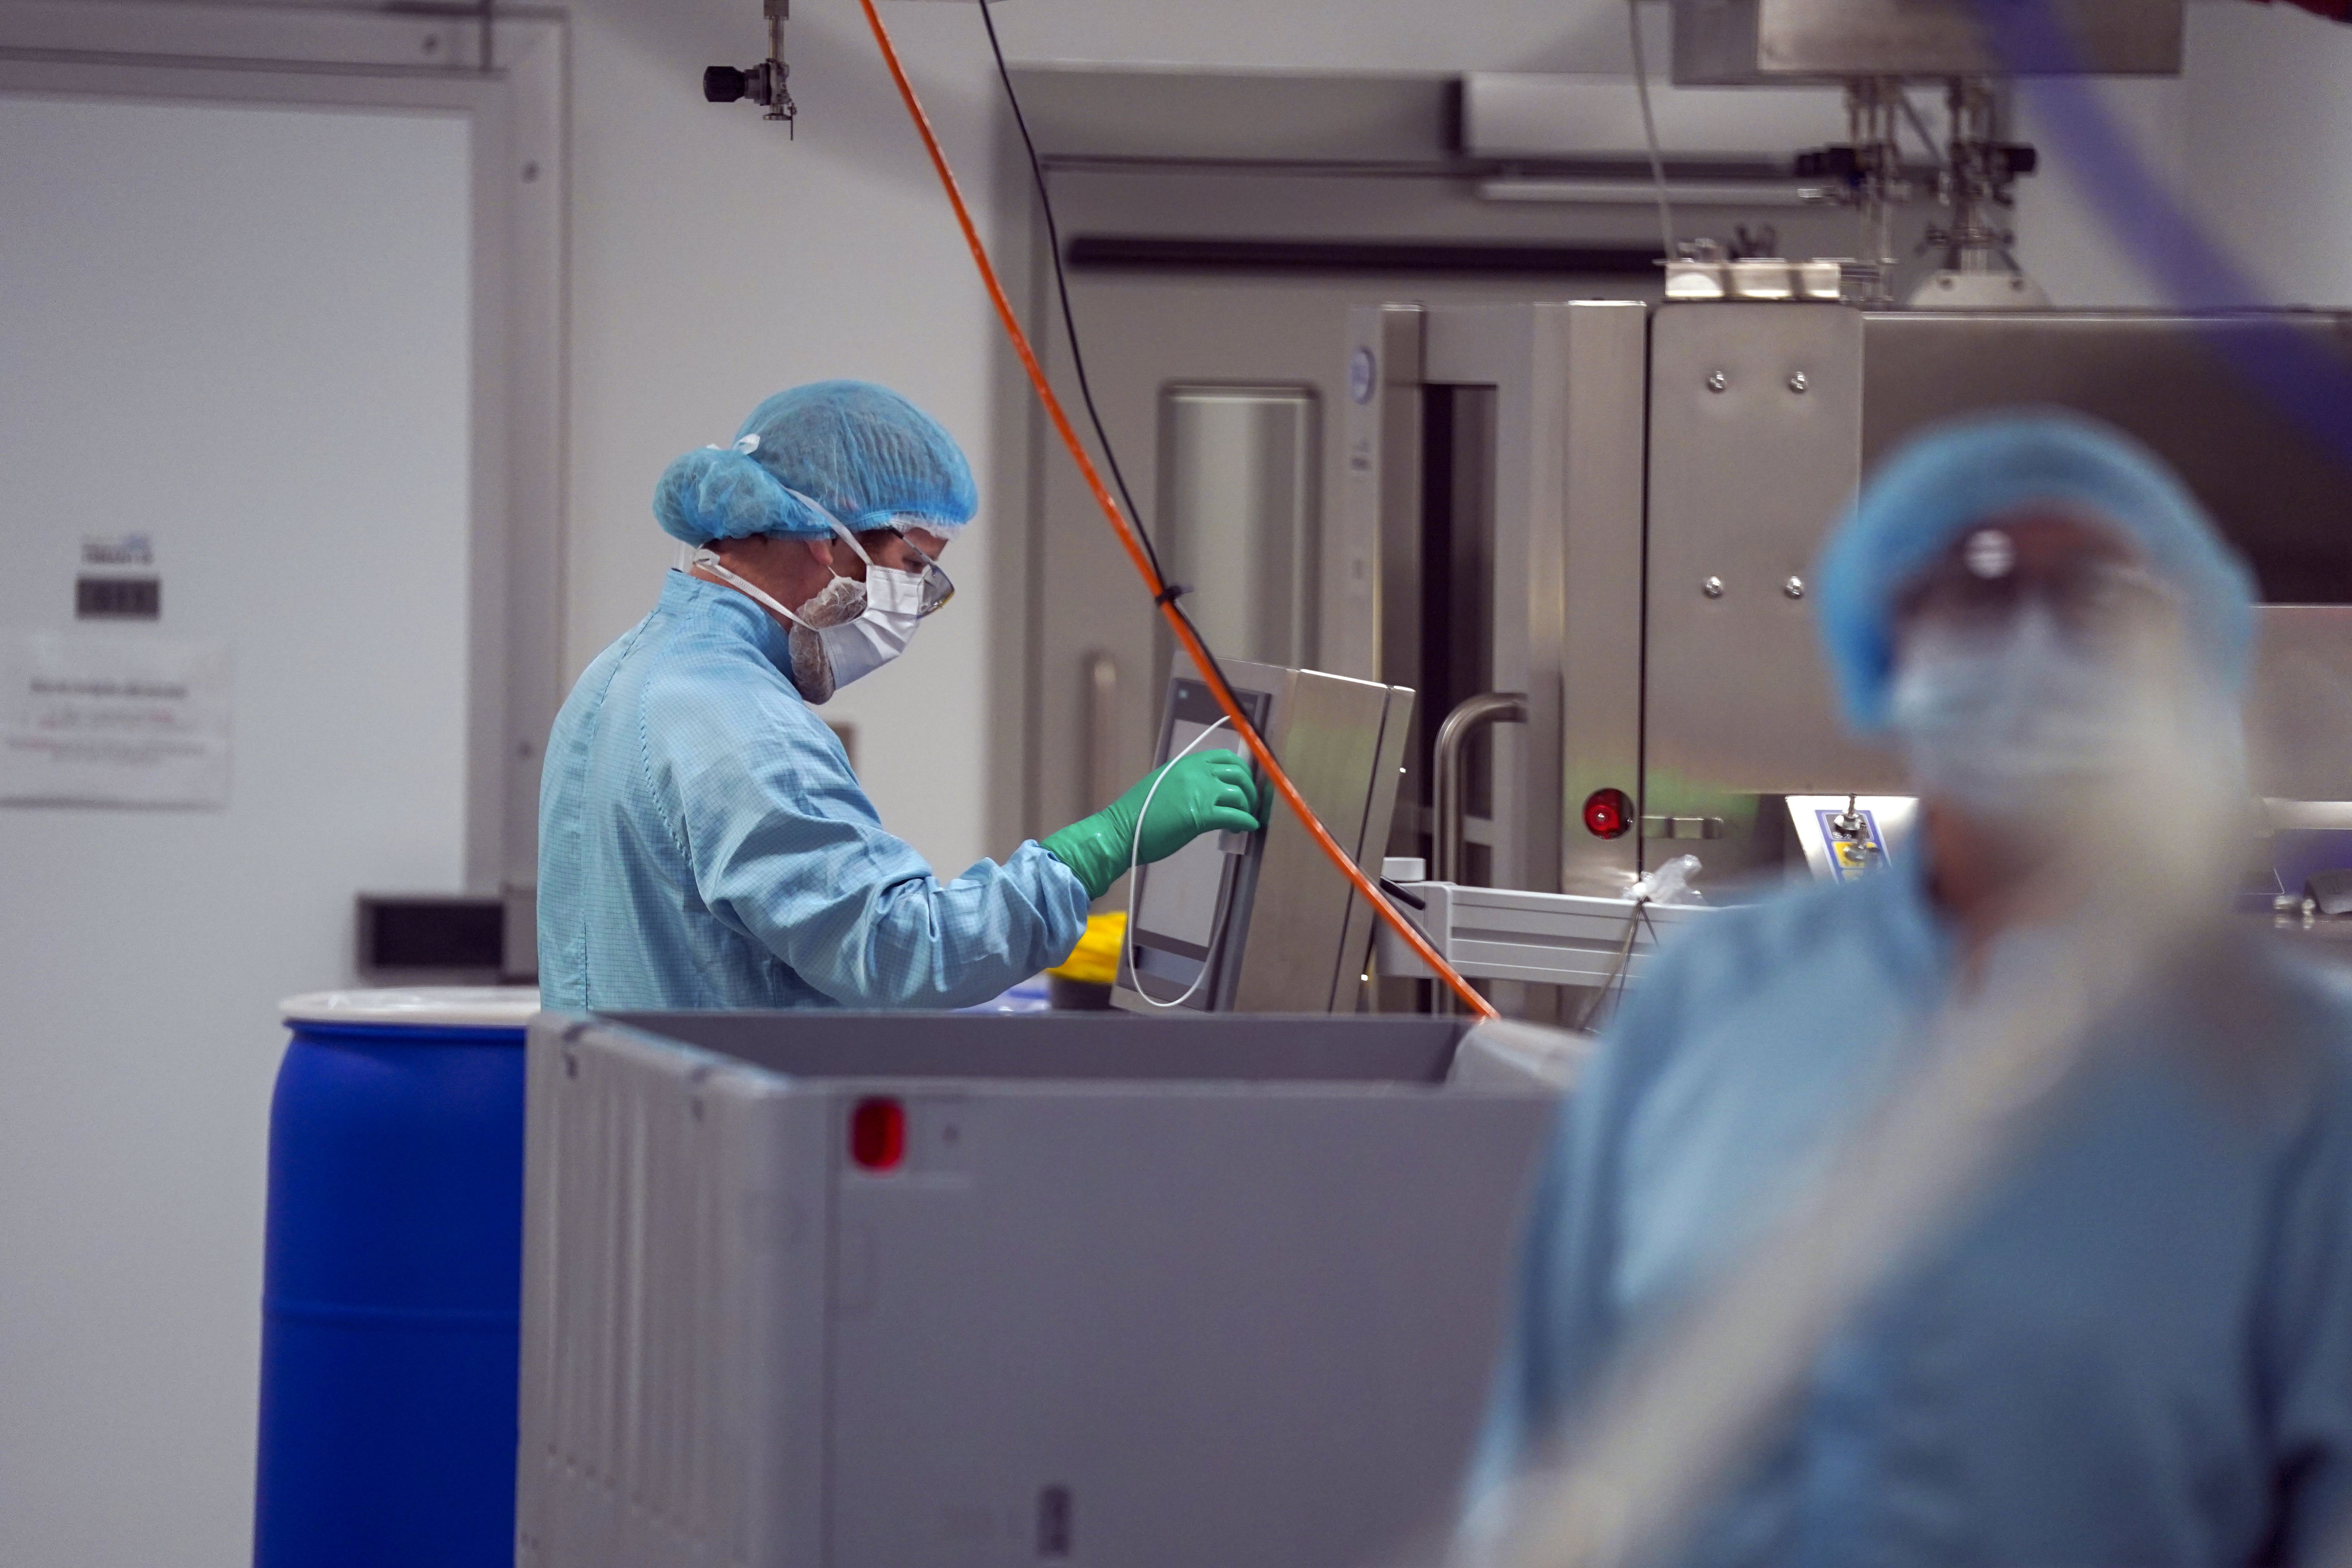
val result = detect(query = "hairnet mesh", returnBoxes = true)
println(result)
[653,447,837,546]
[1814,409,2258,734]
[652,379,977,546]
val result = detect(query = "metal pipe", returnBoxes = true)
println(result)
[1939,77,2011,274]
[1844,78,1905,307]
[762,0,796,132]
[1431,691,1527,886]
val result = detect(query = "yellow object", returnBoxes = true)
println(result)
[1048,912,1125,987]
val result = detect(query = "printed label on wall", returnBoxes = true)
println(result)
[81,533,155,568]
[0,631,232,807]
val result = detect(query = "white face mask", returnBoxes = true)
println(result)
[1890,587,2254,917]
[691,533,922,705]
[814,562,926,695]
[1888,601,2191,822]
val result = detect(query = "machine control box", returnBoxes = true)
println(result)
[1116,660,1413,1015]
[1787,794,1918,883]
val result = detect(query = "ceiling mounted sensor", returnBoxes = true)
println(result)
[702,0,1005,136]
[703,0,796,134]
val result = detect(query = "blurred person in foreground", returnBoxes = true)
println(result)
[1463,412,2352,1565]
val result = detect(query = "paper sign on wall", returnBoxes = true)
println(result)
[1,631,232,808]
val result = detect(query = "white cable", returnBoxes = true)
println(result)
[1125,715,1238,1011]
[1627,0,1677,265]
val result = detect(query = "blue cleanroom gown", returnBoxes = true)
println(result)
[537,571,1090,1010]
[1468,853,2352,1565]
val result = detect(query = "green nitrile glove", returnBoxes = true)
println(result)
[1040,750,1265,901]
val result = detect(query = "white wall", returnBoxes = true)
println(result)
[2180,1,2352,307]
[0,93,476,1568]
[2014,4,2352,311]
[998,0,1648,71]
[2012,75,2190,307]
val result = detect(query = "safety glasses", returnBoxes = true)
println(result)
[883,526,956,617]
[809,505,957,618]
[1904,530,2176,647]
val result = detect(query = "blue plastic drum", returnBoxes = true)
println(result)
[254,988,537,1568]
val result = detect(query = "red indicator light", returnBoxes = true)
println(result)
[1582,788,1634,840]
[848,1098,906,1171]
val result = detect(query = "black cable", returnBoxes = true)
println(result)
[976,0,1165,582]
[1378,877,1427,911]
[975,0,1272,807]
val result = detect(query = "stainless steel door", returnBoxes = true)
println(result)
[1020,269,1649,860]
[1159,385,1319,679]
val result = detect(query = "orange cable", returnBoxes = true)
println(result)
[853,0,1497,1021]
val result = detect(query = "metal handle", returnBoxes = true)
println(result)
[1083,652,1120,813]
[1640,814,1727,841]
[1432,692,1528,886]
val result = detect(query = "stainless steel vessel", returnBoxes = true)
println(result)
[1340,301,2352,912]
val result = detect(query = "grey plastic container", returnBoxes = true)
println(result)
[517,1011,1565,1568]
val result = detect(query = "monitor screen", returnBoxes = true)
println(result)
[1128,680,1270,1006]
[1134,719,1249,949]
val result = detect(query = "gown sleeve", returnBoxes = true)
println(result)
[1457,931,1708,1539]
[642,653,1093,1010]
[2263,1033,2352,1563]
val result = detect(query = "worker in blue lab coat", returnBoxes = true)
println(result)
[1464,412,2352,1564]
[537,380,1259,1010]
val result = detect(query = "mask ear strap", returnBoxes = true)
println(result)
[823,519,876,568]
[691,549,813,631]
[769,485,874,570]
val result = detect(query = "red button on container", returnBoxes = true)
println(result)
[848,1098,906,1171]
[1582,788,1634,840]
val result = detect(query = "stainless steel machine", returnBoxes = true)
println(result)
[1340,299,2352,950]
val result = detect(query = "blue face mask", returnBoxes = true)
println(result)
[1887,603,2149,818]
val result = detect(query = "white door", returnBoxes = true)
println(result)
[0,93,476,1566]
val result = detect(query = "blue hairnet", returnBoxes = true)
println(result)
[653,379,978,546]
[1815,409,2258,733]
